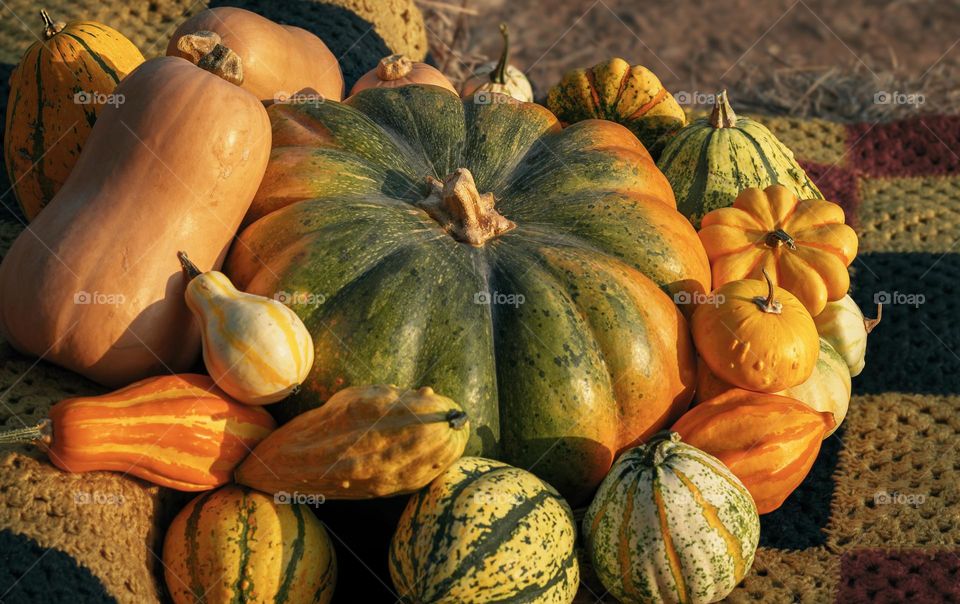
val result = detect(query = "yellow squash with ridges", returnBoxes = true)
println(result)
[4,10,144,220]
[179,252,314,405]
[163,485,336,604]
[390,457,579,603]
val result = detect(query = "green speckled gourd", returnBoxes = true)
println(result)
[225,84,708,505]
[657,91,823,228]
[583,432,759,604]
[389,457,579,603]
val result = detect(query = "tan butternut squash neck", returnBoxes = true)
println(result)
[420,168,515,246]
[710,90,737,128]
[176,31,244,86]
[0,420,51,446]
[377,54,413,81]
[40,9,64,39]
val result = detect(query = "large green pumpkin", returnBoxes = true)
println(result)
[225,85,708,504]
[657,91,823,228]
[389,457,579,603]
[583,432,760,604]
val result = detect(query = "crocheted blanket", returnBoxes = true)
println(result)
[0,2,958,601]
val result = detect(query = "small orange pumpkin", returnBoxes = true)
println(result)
[350,54,456,96]
[692,270,819,392]
[672,388,835,514]
[698,184,858,316]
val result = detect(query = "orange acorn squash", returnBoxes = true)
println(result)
[698,184,859,316]
[0,374,276,491]
[0,56,272,386]
[692,271,820,393]
[4,10,144,220]
[672,388,835,514]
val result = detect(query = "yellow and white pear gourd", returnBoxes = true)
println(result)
[178,251,314,405]
[814,295,881,377]
[460,23,534,103]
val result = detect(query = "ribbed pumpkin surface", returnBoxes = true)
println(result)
[672,389,836,514]
[163,486,336,604]
[4,15,143,220]
[390,457,579,603]
[583,432,759,604]
[657,93,823,228]
[46,374,275,491]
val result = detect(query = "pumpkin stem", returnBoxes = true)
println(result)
[709,90,737,128]
[377,54,413,81]
[490,23,510,85]
[864,303,882,333]
[642,431,681,467]
[445,410,469,430]
[419,168,516,246]
[177,251,202,281]
[39,9,65,39]
[177,31,244,86]
[753,269,783,314]
[0,420,51,446]
[764,228,797,250]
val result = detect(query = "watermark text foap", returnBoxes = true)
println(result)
[673,91,719,106]
[74,490,125,506]
[472,90,512,106]
[74,90,124,107]
[874,490,925,506]
[474,290,525,308]
[273,90,326,105]
[874,291,924,308]
[274,290,326,308]
[275,491,325,506]
[74,291,125,305]
[673,290,725,307]
[873,91,925,107]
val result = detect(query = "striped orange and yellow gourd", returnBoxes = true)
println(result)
[583,432,759,604]
[390,457,580,603]
[0,374,276,490]
[164,485,336,604]
[4,10,144,220]
[672,389,836,514]
[180,252,314,406]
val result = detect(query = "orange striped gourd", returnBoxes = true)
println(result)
[4,10,144,220]
[164,485,336,604]
[179,252,314,406]
[672,388,836,514]
[0,374,275,490]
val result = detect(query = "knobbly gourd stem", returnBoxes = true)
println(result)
[177,251,202,281]
[753,269,783,314]
[0,420,51,446]
[445,410,468,429]
[865,303,882,333]
[642,431,680,467]
[419,168,516,246]
[177,31,244,85]
[490,23,510,85]
[710,90,737,128]
[765,228,797,250]
[377,54,413,81]
[40,9,64,39]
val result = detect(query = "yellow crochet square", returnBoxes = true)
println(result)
[726,547,839,603]
[754,116,849,167]
[858,175,960,253]
[825,393,960,550]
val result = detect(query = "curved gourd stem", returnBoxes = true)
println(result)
[177,251,202,281]
[710,90,737,128]
[865,303,882,333]
[419,168,516,246]
[642,431,680,467]
[177,31,244,86]
[0,420,51,446]
[377,54,413,81]
[40,9,64,39]
[445,410,468,430]
[490,23,510,85]
[752,269,783,314]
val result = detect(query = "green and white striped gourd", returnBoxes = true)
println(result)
[390,457,579,603]
[583,432,760,604]
[657,90,823,228]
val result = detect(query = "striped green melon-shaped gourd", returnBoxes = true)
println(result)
[390,457,579,603]
[657,90,823,228]
[583,432,759,604]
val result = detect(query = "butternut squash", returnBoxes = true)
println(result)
[0,56,272,386]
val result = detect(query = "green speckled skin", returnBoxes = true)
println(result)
[226,86,704,504]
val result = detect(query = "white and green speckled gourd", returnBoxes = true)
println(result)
[657,90,823,228]
[583,432,760,604]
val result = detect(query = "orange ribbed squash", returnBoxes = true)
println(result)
[672,388,835,513]
[350,54,456,97]
[698,184,858,316]
[0,374,275,490]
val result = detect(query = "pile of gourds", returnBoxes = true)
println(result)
[0,7,882,604]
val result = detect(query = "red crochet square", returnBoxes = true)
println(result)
[839,549,960,603]
[847,116,960,177]
[799,160,860,229]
